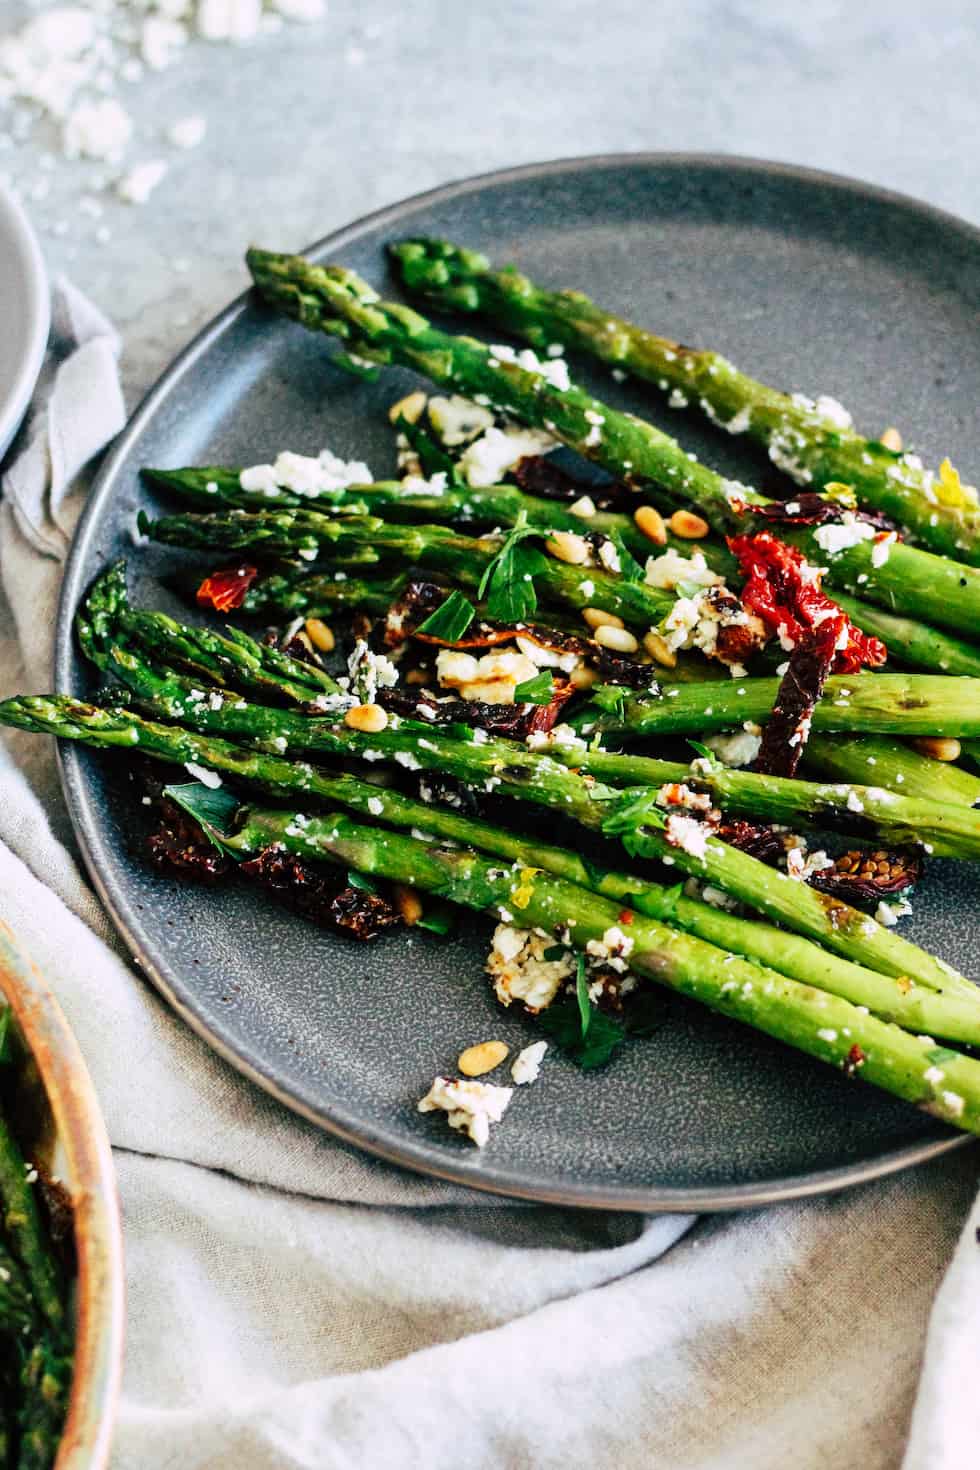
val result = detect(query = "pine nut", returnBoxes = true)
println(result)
[880,426,903,452]
[594,624,639,653]
[458,1040,510,1077]
[669,509,709,539]
[913,736,961,762]
[388,390,427,425]
[634,504,668,545]
[643,629,677,667]
[405,668,429,686]
[569,665,599,690]
[393,883,424,925]
[344,702,389,733]
[582,606,624,631]
[545,531,591,565]
[304,618,335,652]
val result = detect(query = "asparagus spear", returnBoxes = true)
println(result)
[143,465,735,572]
[0,1116,63,1335]
[148,466,980,678]
[246,248,980,640]
[0,1239,35,1340]
[804,733,980,807]
[82,562,341,703]
[16,1337,72,1470]
[140,507,676,631]
[389,238,980,564]
[240,569,408,620]
[179,793,980,1135]
[5,691,971,999]
[91,634,980,861]
[575,673,980,739]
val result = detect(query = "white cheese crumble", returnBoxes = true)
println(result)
[64,97,133,162]
[488,343,571,392]
[184,761,222,788]
[117,158,169,204]
[426,394,494,445]
[366,796,384,817]
[644,548,721,591]
[344,639,398,705]
[239,446,372,497]
[436,646,539,704]
[704,728,762,768]
[417,1076,513,1147]
[875,898,913,927]
[664,813,711,861]
[168,114,207,149]
[812,512,876,556]
[525,723,587,752]
[487,925,575,1012]
[585,925,635,973]
[511,1040,547,1086]
[459,425,558,487]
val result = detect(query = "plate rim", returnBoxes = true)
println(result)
[0,181,50,462]
[55,152,973,1211]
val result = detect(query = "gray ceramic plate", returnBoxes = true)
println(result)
[56,155,979,1210]
[0,183,49,461]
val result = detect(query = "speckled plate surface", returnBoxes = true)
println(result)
[55,155,979,1209]
[0,182,49,461]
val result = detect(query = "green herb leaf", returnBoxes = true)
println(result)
[164,782,242,854]
[414,899,455,935]
[606,531,645,584]
[334,350,381,382]
[687,740,720,768]
[514,669,555,705]
[417,589,476,642]
[575,954,590,1039]
[477,512,548,622]
[926,1046,960,1067]
[542,943,569,962]
[601,789,666,837]
[536,996,626,1070]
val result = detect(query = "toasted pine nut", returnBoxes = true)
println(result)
[594,624,639,653]
[569,665,599,690]
[880,426,903,452]
[304,618,335,652]
[405,668,429,686]
[582,606,624,631]
[344,702,389,733]
[393,883,424,925]
[913,736,961,762]
[545,531,591,565]
[634,504,668,545]
[458,1040,510,1077]
[388,390,427,425]
[669,509,709,539]
[643,629,678,667]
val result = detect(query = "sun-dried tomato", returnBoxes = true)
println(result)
[512,456,636,510]
[146,798,232,884]
[751,494,895,531]
[810,847,922,908]
[715,819,786,865]
[240,847,401,939]
[728,531,886,675]
[379,679,577,739]
[196,564,260,612]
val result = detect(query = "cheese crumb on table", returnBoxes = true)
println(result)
[417,1076,513,1147]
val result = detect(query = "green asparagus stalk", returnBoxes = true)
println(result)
[575,673,980,740]
[803,733,980,806]
[184,795,980,1135]
[6,690,970,1000]
[16,1337,72,1470]
[92,635,980,861]
[246,248,980,640]
[389,237,980,564]
[239,569,408,620]
[0,1239,35,1340]
[81,562,340,703]
[149,466,980,679]
[166,774,979,1038]
[0,1116,63,1335]
[140,507,676,631]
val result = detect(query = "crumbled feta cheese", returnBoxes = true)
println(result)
[704,729,762,768]
[644,548,721,591]
[64,98,133,162]
[585,925,635,973]
[366,796,384,817]
[240,446,372,497]
[426,394,494,446]
[871,531,897,567]
[817,1028,839,1043]
[197,0,263,42]
[664,812,711,861]
[118,158,169,204]
[525,723,587,752]
[812,512,876,556]
[436,645,538,704]
[345,639,398,705]
[168,114,207,149]
[184,762,222,788]
[511,1041,547,1086]
[417,1076,513,1147]
[459,426,558,487]
[597,539,621,574]
[875,898,912,927]
[568,495,597,518]
[488,343,571,391]
[813,394,853,430]
[924,1066,945,1086]
[487,925,575,1012]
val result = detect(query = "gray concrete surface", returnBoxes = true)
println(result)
[4,0,980,407]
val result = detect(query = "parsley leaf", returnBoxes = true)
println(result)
[346,869,378,893]
[514,669,555,704]
[537,996,627,1069]
[164,782,241,853]
[575,954,591,1038]
[606,530,645,584]
[477,513,548,622]
[601,789,666,837]
[687,740,720,768]
[414,898,455,935]
[926,1046,960,1067]
[417,589,476,642]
